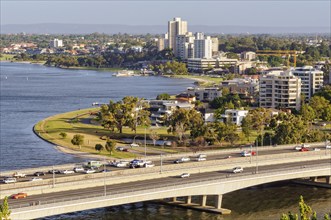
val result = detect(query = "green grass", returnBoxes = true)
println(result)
[171,74,223,84]
[0,54,15,61]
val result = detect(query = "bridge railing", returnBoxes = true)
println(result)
[10,163,331,211]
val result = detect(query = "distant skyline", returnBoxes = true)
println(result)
[1,1,330,28]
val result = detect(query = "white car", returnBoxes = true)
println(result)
[3,178,17,184]
[130,143,139,148]
[232,167,243,173]
[180,157,190,162]
[30,177,43,182]
[73,167,85,173]
[197,157,206,161]
[144,163,155,168]
[180,173,190,178]
[60,170,75,174]
[294,146,302,150]
[12,172,26,178]
[84,169,96,174]
[241,151,251,157]
[326,145,331,149]
[314,148,321,151]
[114,161,129,167]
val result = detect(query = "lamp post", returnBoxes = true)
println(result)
[144,126,147,159]
[103,163,106,196]
[52,165,55,188]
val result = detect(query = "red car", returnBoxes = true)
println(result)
[12,192,28,199]
[251,151,257,156]
[300,147,309,152]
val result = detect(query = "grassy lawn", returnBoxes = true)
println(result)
[34,108,179,158]
[171,74,223,85]
[0,54,15,61]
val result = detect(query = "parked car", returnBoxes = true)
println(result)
[34,172,46,176]
[60,170,75,174]
[130,143,139,148]
[3,177,17,184]
[11,192,27,199]
[30,177,43,182]
[12,172,26,178]
[232,167,243,173]
[73,167,85,173]
[300,147,309,152]
[84,169,96,174]
[180,173,190,178]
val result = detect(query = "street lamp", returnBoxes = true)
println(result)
[52,165,55,188]
[144,126,147,159]
[103,163,106,196]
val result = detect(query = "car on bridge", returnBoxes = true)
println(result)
[84,169,96,174]
[60,170,75,174]
[30,177,43,182]
[300,147,309,152]
[326,144,331,149]
[12,172,26,178]
[11,192,27,199]
[130,143,139,148]
[232,167,243,173]
[73,167,85,173]
[34,172,46,176]
[180,173,190,178]
[48,169,61,174]
[3,177,17,184]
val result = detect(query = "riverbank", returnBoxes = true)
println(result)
[164,74,223,86]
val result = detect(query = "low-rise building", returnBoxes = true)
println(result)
[220,77,259,97]
[187,58,217,72]
[186,87,222,102]
[221,109,249,126]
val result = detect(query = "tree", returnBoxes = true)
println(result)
[95,144,104,153]
[300,104,316,122]
[105,139,116,155]
[149,129,160,146]
[309,96,330,119]
[71,134,84,149]
[241,116,253,141]
[156,93,170,100]
[59,132,67,139]
[0,196,11,220]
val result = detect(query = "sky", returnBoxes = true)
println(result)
[1,0,330,27]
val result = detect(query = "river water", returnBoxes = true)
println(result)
[0,62,330,219]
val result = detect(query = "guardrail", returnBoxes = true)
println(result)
[10,163,331,211]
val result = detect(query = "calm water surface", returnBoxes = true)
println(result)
[1,62,330,220]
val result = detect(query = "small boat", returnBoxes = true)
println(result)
[112,70,134,77]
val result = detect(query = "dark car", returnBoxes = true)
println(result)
[34,172,46,176]
[48,169,60,174]
[173,159,182,164]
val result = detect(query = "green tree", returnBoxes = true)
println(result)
[0,196,11,220]
[156,93,171,100]
[59,132,67,139]
[309,96,330,119]
[281,196,322,220]
[300,104,316,122]
[105,139,116,155]
[71,134,84,149]
[241,115,253,141]
[95,144,104,152]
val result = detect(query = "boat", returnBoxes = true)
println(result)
[112,70,134,77]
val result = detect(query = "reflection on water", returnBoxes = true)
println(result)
[42,182,331,220]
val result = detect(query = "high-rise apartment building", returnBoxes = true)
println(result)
[50,39,63,48]
[175,32,194,59]
[259,70,301,110]
[194,33,212,59]
[157,33,168,51]
[211,37,219,54]
[292,66,324,101]
[168,17,188,53]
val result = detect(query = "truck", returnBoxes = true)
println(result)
[12,172,26,178]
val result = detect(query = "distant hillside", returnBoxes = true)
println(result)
[1,23,329,34]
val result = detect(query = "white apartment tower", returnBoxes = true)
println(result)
[50,39,63,48]
[259,70,301,110]
[157,33,169,51]
[175,32,194,59]
[292,66,324,101]
[194,33,212,59]
[168,17,188,53]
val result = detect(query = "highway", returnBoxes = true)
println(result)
[1,146,327,184]
[4,159,330,209]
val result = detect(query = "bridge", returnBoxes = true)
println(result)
[1,143,330,219]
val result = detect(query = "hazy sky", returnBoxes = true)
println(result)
[1,1,330,27]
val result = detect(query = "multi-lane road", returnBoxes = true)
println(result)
[4,159,330,209]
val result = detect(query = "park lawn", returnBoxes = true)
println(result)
[0,54,15,61]
[172,74,223,84]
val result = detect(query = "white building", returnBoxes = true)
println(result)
[241,51,256,61]
[187,58,218,72]
[194,33,212,59]
[259,70,301,110]
[186,87,222,102]
[168,17,188,53]
[221,109,249,126]
[157,33,169,51]
[292,66,324,101]
[175,32,194,59]
[50,39,63,48]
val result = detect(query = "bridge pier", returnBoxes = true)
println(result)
[326,176,331,184]
[310,177,318,182]
[214,194,223,209]
[201,195,207,207]
[186,196,192,204]
[172,197,177,202]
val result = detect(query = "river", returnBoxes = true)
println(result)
[0,62,330,219]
